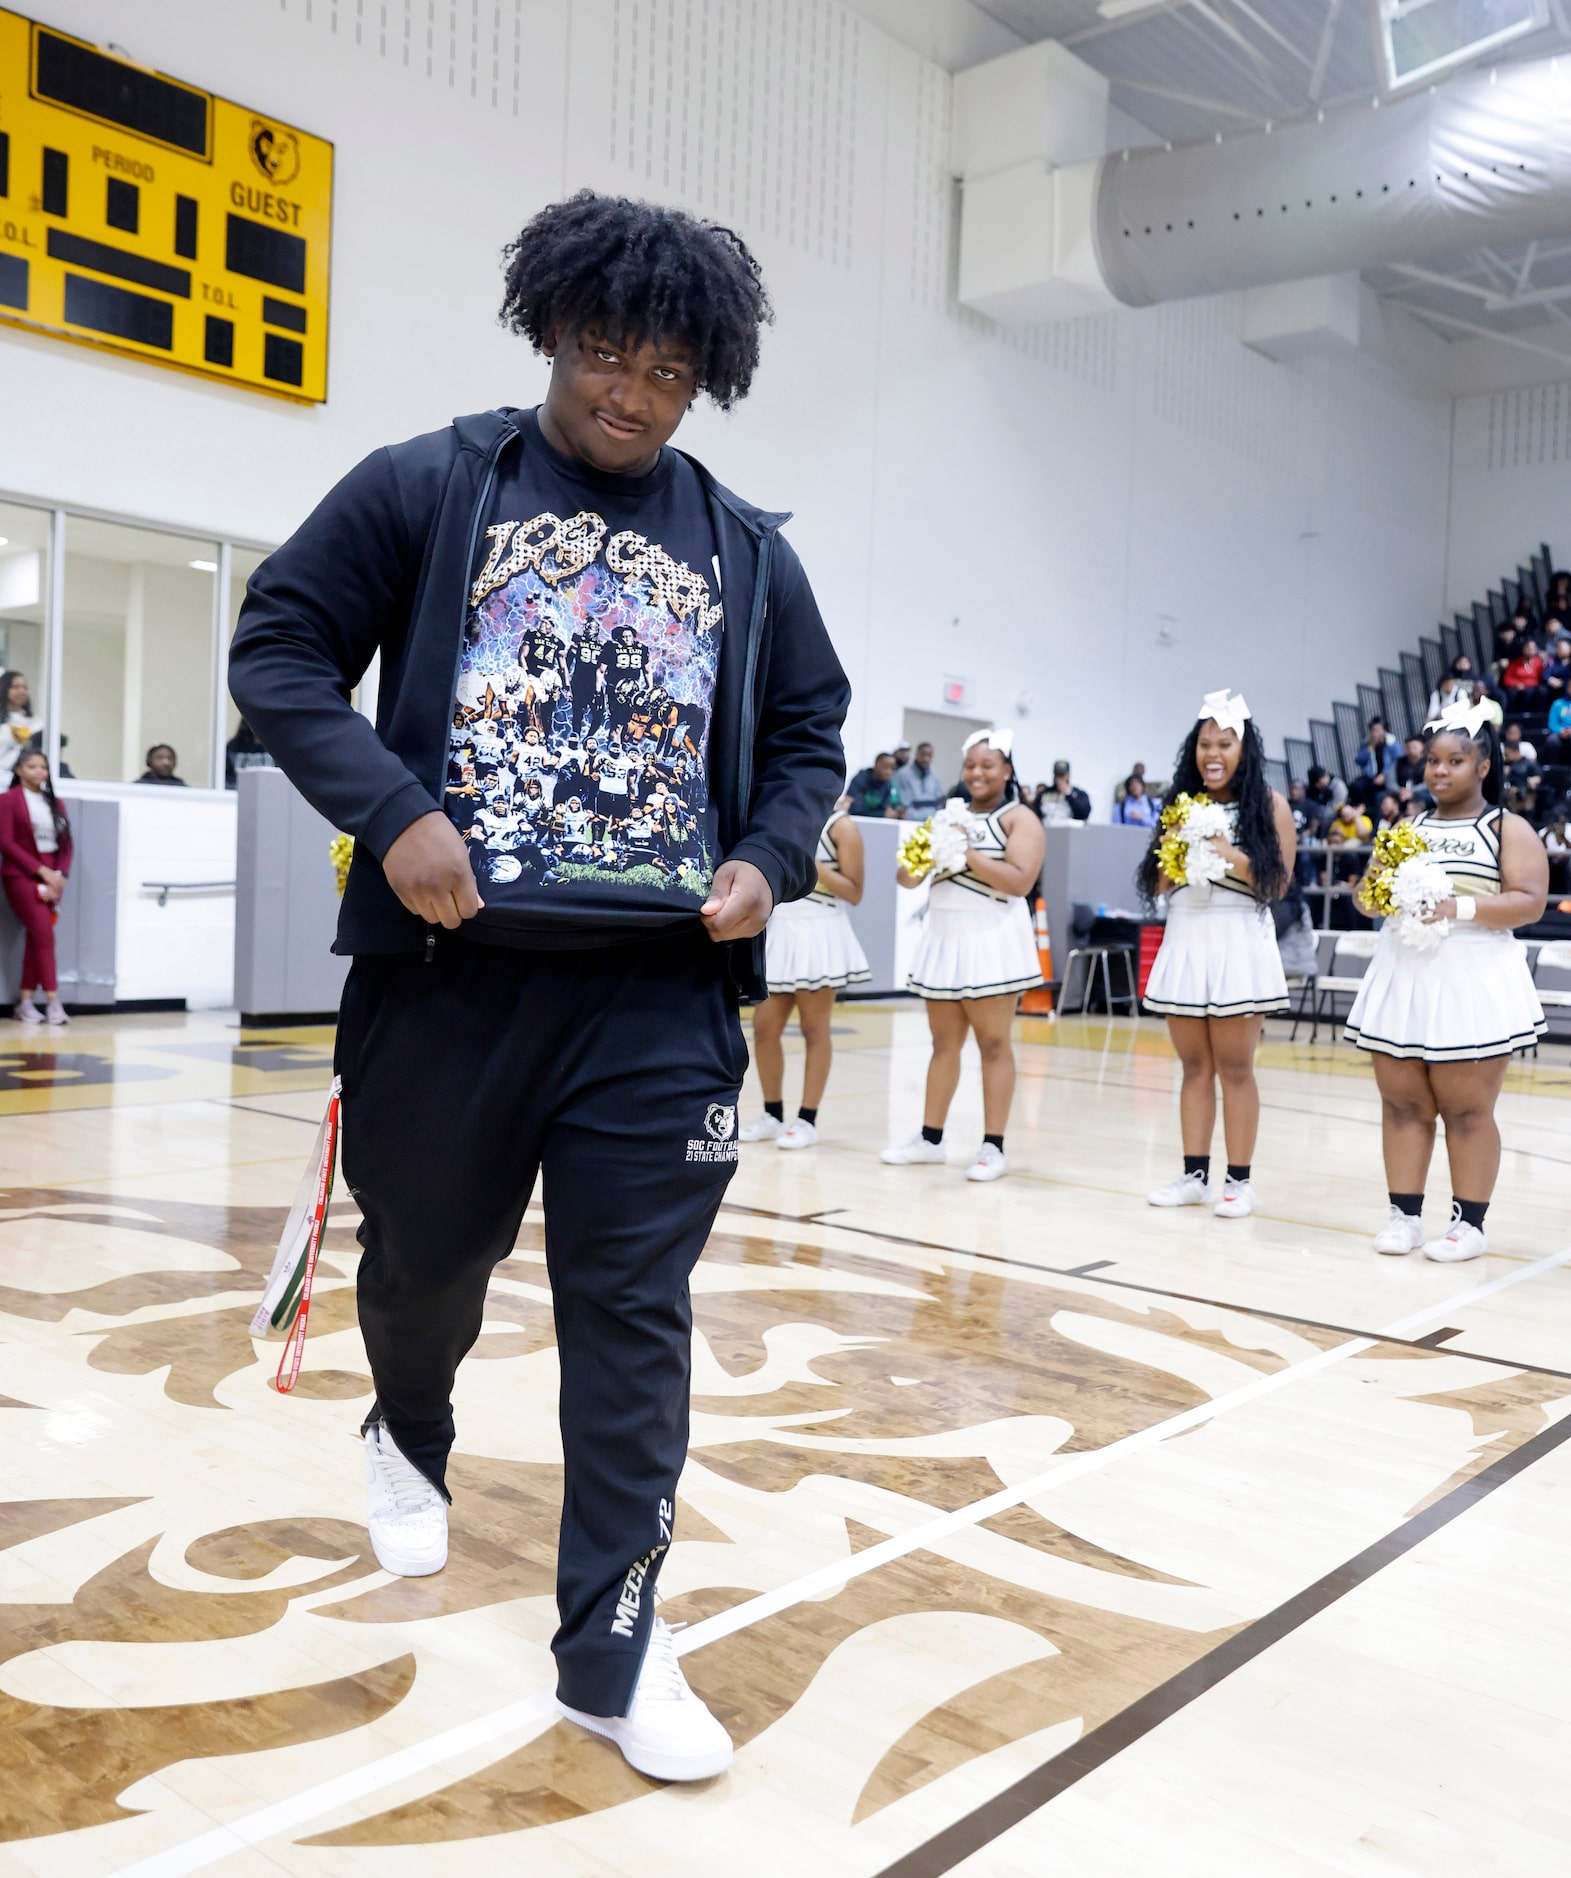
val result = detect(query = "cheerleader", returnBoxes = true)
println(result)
[880,729,1044,1182]
[739,800,869,1149]
[1346,699,1548,1261]
[1140,691,1295,1219]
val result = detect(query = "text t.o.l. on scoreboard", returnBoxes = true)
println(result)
[0,9,332,402]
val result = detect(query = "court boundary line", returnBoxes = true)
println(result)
[875,1401,1571,1877]
[747,1206,1571,1383]
[109,1242,1571,1877]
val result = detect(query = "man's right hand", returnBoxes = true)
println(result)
[382,813,484,929]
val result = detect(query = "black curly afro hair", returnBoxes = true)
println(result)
[499,190,773,410]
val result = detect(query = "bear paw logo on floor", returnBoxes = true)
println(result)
[688,1104,739,1163]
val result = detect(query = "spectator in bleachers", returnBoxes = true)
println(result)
[1495,605,1531,663]
[1377,792,1404,829]
[1543,808,1570,893]
[1040,759,1090,823]
[1395,734,1428,790]
[1502,723,1544,822]
[1545,690,1571,761]
[1543,636,1571,702]
[1305,764,1346,817]
[893,742,946,820]
[846,752,902,818]
[1427,672,1466,723]
[1112,774,1158,825]
[1328,799,1372,845]
[1351,717,1393,808]
[1288,779,1325,888]
[1547,570,1571,626]
[136,744,188,787]
[1502,638,1548,712]
[0,672,43,779]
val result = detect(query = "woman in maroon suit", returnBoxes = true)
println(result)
[0,751,72,1025]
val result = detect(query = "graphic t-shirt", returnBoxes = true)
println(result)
[444,411,723,946]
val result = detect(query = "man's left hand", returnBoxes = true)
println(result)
[701,859,774,941]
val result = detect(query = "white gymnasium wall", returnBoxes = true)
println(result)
[0,0,1454,818]
[1445,386,1571,617]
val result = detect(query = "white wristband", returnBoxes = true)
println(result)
[1453,896,1476,922]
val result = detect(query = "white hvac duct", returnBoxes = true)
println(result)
[957,52,1571,318]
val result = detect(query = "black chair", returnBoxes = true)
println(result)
[1060,915,1139,1016]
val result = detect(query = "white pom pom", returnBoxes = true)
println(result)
[928,803,977,878]
[1179,802,1231,884]
[1390,856,1451,951]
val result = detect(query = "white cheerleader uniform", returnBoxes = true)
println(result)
[1143,805,1288,1018]
[1345,807,1546,1061]
[906,806,1042,1002]
[764,811,871,994]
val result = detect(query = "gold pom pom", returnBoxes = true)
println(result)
[1363,821,1429,917]
[329,833,355,897]
[897,819,935,881]
[1154,792,1212,889]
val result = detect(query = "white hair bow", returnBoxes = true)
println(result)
[962,727,1013,758]
[1425,696,1503,737]
[1198,690,1251,736]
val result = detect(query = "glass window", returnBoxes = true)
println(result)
[61,518,217,785]
[0,500,52,777]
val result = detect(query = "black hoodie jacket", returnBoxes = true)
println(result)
[228,408,850,997]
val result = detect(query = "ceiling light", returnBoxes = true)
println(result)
[188,558,218,572]
[0,538,8,548]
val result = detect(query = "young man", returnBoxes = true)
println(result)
[846,751,902,817]
[893,740,945,819]
[229,191,849,1784]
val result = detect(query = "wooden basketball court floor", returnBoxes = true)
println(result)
[2,1002,1570,1877]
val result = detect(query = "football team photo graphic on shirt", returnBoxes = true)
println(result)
[445,504,721,904]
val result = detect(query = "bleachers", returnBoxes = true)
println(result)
[1280,539,1567,809]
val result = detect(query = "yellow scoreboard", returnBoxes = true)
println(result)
[0,8,332,402]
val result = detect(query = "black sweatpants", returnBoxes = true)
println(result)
[335,931,746,1715]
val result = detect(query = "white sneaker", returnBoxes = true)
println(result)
[1423,1214,1488,1263]
[777,1118,818,1150]
[1213,1178,1255,1219]
[880,1134,947,1165]
[364,1423,448,1577]
[738,1114,784,1143]
[1373,1207,1425,1256]
[44,999,68,1027]
[1147,1172,1210,1208]
[14,999,42,1026]
[560,1614,733,1782]
[966,1143,1008,1182]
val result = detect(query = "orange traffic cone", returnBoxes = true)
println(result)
[1020,897,1055,1014]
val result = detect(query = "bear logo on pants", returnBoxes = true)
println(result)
[704,1103,736,1141]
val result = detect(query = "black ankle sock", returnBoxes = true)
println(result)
[1184,1155,1210,1182]
[921,1124,944,1145]
[1226,1164,1251,1185]
[1455,1197,1489,1231]
[797,1107,818,1126]
[1389,1191,1424,1218]
[984,1133,1004,1152]
[764,1100,784,1122]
